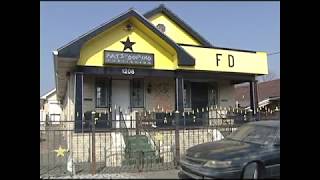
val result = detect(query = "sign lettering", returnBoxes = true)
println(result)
[216,54,235,68]
[122,68,135,75]
[104,50,154,66]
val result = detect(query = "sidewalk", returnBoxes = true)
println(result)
[44,169,180,179]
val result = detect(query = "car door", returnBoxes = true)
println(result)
[263,127,280,178]
[270,128,280,177]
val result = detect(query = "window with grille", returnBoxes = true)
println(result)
[131,79,144,108]
[95,79,110,108]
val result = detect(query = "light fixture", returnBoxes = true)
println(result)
[124,23,133,31]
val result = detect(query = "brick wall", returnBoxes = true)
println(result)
[145,77,175,112]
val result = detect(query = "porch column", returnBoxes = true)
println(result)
[249,80,259,120]
[175,76,183,167]
[175,77,184,112]
[75,72,83,132]
[253,80,260,120]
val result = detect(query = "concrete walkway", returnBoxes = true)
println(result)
[44,169,180,179]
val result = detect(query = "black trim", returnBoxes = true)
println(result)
[176,77,184,112]
[144,4,213,47]
[76,66,256,82]
[77,66,176,77]
[57,9,195,66]
[178,43,257,54]
[75,73,83,133]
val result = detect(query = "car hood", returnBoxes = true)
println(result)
[185,139,261,161]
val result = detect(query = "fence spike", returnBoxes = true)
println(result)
[206,107,209,111]
[188,111,190,116]
[232,108,234,113]
[202,108,204,112]
[182,112,185,117]
[157,104,160,109]
[215,105,218,109]
[161,107,164,112]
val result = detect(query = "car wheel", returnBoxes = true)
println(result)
[243,162,259,179]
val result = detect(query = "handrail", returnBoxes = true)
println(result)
[119,109,129,145]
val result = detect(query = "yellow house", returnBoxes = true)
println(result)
[53,4,268,132]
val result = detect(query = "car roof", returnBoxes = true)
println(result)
[247,120,280,127]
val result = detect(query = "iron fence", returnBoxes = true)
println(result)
[40,106,279,178]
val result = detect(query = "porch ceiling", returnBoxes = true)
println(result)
[54,55,77,100]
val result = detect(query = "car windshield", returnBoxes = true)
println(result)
[227,124,278,145]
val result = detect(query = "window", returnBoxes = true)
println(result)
[50,114,60,122]
[156,24,166,33]
[95,79,110,108]
[183,81,192,108]
[208,84,218,107]
[131,79,144,107]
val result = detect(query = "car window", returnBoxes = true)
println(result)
[228,124,278,145]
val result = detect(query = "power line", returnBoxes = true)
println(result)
[267,51,280,56]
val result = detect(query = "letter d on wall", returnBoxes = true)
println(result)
[228,55,234,67]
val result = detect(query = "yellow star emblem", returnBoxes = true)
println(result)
[154,133,163,141]
[54,146,67,157]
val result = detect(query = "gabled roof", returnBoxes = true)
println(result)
[41,88,56,100]
[144,4,213,47]
[55,8,195,66]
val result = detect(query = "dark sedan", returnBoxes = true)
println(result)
[178,120,280,179]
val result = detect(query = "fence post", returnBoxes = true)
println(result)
[91,111,96,175]
[174,110,180,168]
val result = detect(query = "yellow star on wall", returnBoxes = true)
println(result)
[54,146,67,157]
[155,133,163,141]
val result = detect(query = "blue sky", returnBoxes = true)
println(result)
[40,1,280,96]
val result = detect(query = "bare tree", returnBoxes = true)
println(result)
[257,71,277,82]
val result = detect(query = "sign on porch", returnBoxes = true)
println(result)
[104,50,154,66]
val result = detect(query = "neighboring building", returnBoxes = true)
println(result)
[234,79,280,119]
[40,88,62,125]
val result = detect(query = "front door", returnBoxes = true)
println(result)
[112,80,130,128]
